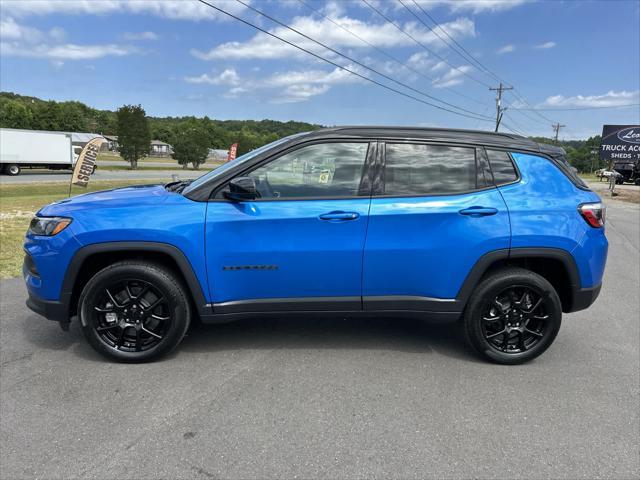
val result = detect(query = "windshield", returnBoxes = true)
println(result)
[181,133,308,195]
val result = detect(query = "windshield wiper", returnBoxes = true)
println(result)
[164,179,193,193]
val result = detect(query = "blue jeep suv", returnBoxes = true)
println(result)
[24,127,608,364]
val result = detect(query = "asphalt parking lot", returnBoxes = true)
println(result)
[1,199,638,479]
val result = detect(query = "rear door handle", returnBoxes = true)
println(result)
[459,206,499,217]
[319,211,360,221]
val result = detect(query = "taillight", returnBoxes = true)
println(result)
[578,202,605,228]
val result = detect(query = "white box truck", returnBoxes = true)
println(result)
[0,128,82,176]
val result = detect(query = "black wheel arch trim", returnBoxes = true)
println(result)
[60,241,210,319]
[455,247,585,312]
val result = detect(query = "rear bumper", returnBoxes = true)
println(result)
[569,283,602,313]
[26,291,68,322]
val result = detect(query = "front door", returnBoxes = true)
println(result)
[363,142,511,309]
[206,141,374,313]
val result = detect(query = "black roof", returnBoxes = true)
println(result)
[303,126,560,154]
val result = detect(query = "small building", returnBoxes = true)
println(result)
[150,140,173,157]
[67,132,106,148]
[103,135,118,152]
[208,148,229,161]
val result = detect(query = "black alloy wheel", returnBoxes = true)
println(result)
[92,279,172,352]
[481,285,550,354]
[79,261,191,362]
[463,268,562,364]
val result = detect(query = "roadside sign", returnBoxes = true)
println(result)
[227,143,238,162]
[599,125,640,163]
[71,137,104,187]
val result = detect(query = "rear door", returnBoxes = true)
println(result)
[362,142,510,309]
[205,141,375,312]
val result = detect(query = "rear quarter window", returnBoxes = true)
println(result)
[485,149,518,185]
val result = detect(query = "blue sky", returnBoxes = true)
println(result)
[1,0,639,139]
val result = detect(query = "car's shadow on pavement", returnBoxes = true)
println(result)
[21,314,478,363]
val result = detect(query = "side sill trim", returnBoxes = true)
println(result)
[213,296,361,314]
[213,295,462,315]
[363,295,460,312]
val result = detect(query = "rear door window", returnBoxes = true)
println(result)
[383,143,482,196]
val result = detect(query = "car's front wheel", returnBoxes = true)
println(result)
[462,268,562,364]
[78,261,191,362]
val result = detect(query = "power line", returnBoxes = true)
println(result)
[398,0,500,85]
[233,0,493,120]
[510,103,640,111]
[501,121,527,137]
[407,0,503,85]
[296,0,487,107]
[387,0,560,131]
[196,0,493,122]
[360,0,493,89]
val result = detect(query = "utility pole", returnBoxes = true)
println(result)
[489,82,513,132]
[552,123,566,143]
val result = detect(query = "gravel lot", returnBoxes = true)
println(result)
[0,199,638,480]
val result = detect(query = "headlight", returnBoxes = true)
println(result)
[28,216,72,236]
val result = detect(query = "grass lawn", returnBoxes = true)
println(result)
[0,180,155,278]
[98,164,219,172]
[97,152,222,166]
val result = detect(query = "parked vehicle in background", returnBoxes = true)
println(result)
[596,168,624,183]
[0,128,83,175]
[610,160,640,185]
[24,127,608,365]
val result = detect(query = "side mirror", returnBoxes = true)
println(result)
[224,176,259,201]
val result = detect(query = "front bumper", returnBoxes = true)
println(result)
[26,290,68,322]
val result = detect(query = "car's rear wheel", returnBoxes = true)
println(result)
[78,261,191,362]
[462,268,561,364]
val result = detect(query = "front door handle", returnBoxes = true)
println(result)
[319,211,360,221]
[459,206,499,217]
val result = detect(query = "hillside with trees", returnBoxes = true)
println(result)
[0,91,604,170]
[0,92,321,156]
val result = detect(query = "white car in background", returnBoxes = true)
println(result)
[595,169,623,183]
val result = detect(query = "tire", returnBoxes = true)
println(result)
[4,164,20,176]
[462,268,562,365]
[78,261,191,362]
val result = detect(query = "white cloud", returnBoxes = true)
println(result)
[2,42,133,60]
[1,17,135,60]
[0,0,247,22]
[496,44,515,54]
[272,84,331,104]
[185,66,363,103]
[191,14,475,60]
[413,0,528,14]
[0,16,45,41]
[122,31,159,41]
[185,68,240,86]
[432,65,473,88]
[540,90,640,108]
[534,41,556,49]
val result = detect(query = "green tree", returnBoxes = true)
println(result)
[116,104,150,169]
[0,99,33,128]
[171,121,210,170]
